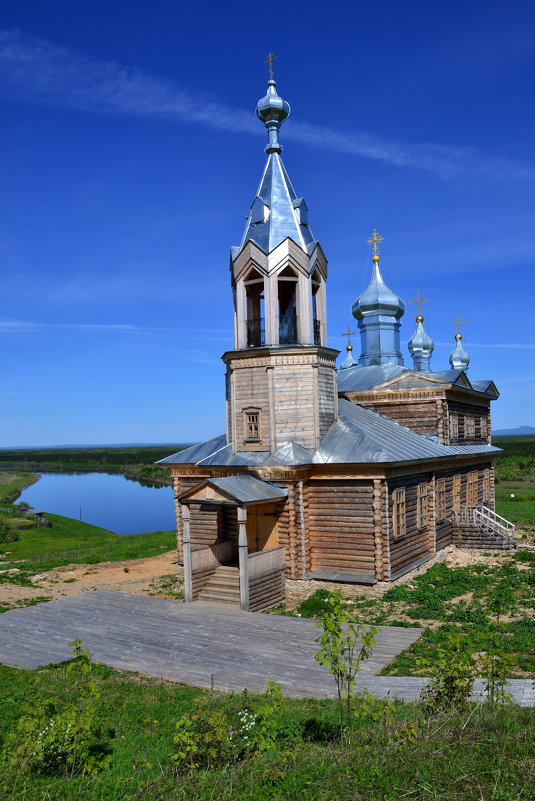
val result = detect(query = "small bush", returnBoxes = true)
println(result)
[419,635,475,713]
[297,589,339,618]
[0,517,19,544]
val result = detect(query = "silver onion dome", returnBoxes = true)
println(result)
[256,80,290,154]
[408,314,434,373]
[449,333,470,371]
[352,261,405,321]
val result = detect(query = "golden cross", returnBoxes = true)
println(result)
[450,312,466,335]
[342,324,356,347]
[409,289,429,316]
[367,228,384,257]
[264,52,278,80]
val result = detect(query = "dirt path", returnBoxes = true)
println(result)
[0,551,184,610]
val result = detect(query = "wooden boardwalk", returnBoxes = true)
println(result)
[0,591,533,705]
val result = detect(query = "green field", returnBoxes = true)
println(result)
[494,435,535,525]
[0,657,533,801]
[0,471,39,504]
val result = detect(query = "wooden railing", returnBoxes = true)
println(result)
[248,545,286,578]
[455,505,516,548]
[191,541,234,573]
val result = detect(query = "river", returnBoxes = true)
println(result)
[17,472,176,536]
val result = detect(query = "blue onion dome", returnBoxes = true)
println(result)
[449,332,470,371]
[352,251,405,321]
[408,314,434,358]
[256,80,290,154]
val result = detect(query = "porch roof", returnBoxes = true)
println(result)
[179,475,288,506]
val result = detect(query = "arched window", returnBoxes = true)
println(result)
[311,270,322,345]
[244,269,265,347]
[277,266,298,344]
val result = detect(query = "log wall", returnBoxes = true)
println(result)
[387,474,433,578]
[306,480,375,576]
[355,398,438,437]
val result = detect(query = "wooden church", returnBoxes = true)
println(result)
[159,77,515,611]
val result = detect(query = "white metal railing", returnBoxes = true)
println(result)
[248,546,286,578]
[456,505,516,548]
[191,541,234,573]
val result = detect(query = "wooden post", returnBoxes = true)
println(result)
[181,505,193,603]
[238,506,249,611]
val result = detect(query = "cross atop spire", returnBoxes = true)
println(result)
[264,52,278,81]
[367,229,384,263]
[342,324,356,350]
[450,312,466,337]
[410,290,429,320]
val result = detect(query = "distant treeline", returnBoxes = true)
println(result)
[493,436,535,482]
[0,445,190,485]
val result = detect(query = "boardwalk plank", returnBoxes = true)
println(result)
[0,591,531,704]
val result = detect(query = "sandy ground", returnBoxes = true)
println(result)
[0,551,185,610]
[2,531,531,612]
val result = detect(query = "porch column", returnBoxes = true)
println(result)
[181,505,193,603]
[237,506,249,611]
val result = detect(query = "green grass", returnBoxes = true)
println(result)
[281,557,535,678]
[0,660,533,800]
[0,512,176,575]
[495,478,535,525]
[0,471,39,504]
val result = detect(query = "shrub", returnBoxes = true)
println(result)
[0,640,112,777]
[419,635,475,713]
[0,516,19,544]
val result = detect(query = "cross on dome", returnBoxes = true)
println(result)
[264,52,278,81]
[410,290,429,322]
[367,229,384,262]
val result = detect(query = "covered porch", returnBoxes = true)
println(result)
[178,475,288,613]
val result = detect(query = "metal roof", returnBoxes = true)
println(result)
[337,364,407,392]
[157,435,228,465]
[313,399,451,464]
[159,400,500,469]
[235,153,317,257]
[207,475,288,504]
[264,441,313,465]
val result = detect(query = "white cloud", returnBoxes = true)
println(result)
[1,29,534,180]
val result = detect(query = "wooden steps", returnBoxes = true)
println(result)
[196,565,240,607]
[453,521,517,550]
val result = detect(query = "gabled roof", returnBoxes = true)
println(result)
[470,379,499,397]
[337,363,497,397]
[179,475,288,505]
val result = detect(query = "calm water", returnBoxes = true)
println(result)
[17,472,176,536]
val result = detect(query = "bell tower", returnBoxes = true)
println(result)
[222,74,339,453]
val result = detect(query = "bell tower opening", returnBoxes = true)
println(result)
[312,269,322,346]
[278,266,297,344]
[244,269,265,347]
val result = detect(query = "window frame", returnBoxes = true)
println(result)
[467,471,478,506]
[450,415,459,440]
[452,474,461,513]
[465,416,475,439]
[417,483,429,529]
[392,488,406,540]
[436,478,446,521]
[243,407,262,443]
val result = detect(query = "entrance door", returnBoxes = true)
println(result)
[246,503,279,552]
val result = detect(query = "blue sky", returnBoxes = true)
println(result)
[1,0,534,446]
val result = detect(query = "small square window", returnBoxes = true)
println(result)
[243,409,261,442]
